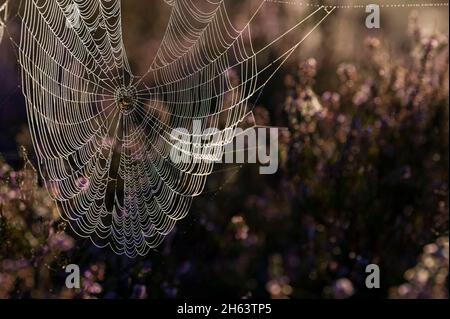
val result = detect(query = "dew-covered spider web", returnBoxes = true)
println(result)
[0,1,8,44]
[18,0,334,257]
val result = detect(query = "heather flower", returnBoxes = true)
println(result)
[48,233,75,252]
[331,278,354,299]
[389,237,448,299]
[231,215,249,241]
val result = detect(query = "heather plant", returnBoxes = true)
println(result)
[276,17,448,297]
[0,150,109,299]
[185,13,449,298]
[0,150,73,298]
[389,236,448,299]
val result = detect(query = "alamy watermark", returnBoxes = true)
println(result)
[169,120,279,175]
[365,264,381,289]
[65,4,81,29]
[366,4,380,29]
[65,264,80,289]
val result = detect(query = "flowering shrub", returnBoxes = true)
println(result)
[389,236,448,299]
[0,151,74,298]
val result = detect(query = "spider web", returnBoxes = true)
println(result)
[0,1,8,43]
[18,0,333,257]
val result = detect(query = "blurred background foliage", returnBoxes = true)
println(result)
[0,0,448,298]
